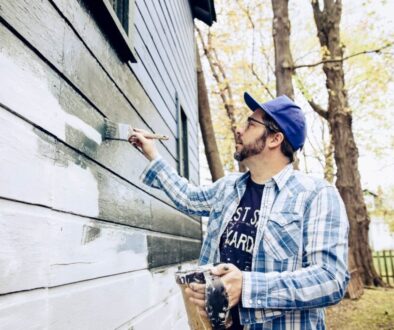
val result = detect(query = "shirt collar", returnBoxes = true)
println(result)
[270,163,294,190]
[234,163,294,195]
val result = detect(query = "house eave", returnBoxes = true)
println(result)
[189,0,216,26]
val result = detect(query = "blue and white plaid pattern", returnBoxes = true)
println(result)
[141,156,350,330]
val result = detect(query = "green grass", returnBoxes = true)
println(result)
[326,287,394,330]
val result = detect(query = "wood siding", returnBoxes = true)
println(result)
[0,0,200,328]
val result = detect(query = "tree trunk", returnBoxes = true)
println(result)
[311,0,384,288]
[271,0,300,169]
[271,0,295,99]
[196,44,225,182]
[196,27,247,172]
[324,131,335,184]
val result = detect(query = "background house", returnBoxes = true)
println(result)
[0,0,215,328]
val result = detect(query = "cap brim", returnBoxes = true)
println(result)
[244,92,262,111]
[244,92,274,118]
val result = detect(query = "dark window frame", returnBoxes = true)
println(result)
[176,93,189,179]
[83,0,137,62]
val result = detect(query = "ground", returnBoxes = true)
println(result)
[326,287,394,329]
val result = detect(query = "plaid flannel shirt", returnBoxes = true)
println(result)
[141,156,350,330]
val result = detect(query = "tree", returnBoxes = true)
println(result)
[308,0,384,287]
[196,4,393,290]
[197,43,225,181]
[196,26,247,172]
[271,0,295,99]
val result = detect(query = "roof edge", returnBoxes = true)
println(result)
[189,0,216,26]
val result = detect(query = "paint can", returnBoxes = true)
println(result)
[175,265,232,330]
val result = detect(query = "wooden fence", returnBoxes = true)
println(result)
[373,250,394,285]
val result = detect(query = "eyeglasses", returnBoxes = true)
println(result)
[245,117,281,132]
[246,117,267,127]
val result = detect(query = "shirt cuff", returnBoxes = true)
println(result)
[139,155,164,187]
[241,271,268,308]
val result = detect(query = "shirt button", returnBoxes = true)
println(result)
[257,299,262,304]
[249,299,253,304]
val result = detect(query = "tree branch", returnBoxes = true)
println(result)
[286,42,394,69]
[236,0,275,98]
[249,64,275,99]
[309,99,329,119]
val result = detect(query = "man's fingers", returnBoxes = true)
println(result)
[210,263,231,276]
[129,131,146,142]
[184,287,204,300]
[132,128,152,137]
[188,283,206,293]
[197,308,208,318]
[189,297,205,309]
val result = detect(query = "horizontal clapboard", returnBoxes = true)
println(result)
[0,100,201,239]
[0,199,200,294]
[0,20,201,224]
[0,263,194,330]
[0,0,200,182]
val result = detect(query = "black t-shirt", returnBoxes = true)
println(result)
[219,177,264,329]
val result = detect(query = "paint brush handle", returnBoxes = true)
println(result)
[142,132,169,140]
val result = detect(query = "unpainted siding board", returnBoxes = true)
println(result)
[0,0,178,160]
[168,0,194,68]
[0,105,200,239]
[52,0,179,136]
[150,0,198,122]
[135,0,195,119]
[133,27,176,117]
[0,21,182,208]
[159,0,194,92]
[147,236,200,268]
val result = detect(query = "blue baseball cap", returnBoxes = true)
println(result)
[244,92,306,150]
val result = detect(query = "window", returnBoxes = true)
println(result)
[176,94,189,179]
[109,0,129,33]
[83,0,137,62]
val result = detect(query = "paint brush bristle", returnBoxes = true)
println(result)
[104,119,131,141]
[103,118,169,141]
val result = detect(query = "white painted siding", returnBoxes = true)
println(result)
[0,0,201,328]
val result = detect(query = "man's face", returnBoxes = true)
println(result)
[234,109,268,162]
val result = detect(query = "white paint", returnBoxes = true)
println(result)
[0,263,196,330]
[0,108,100,217]
[117,292,187,330]
[0,108,53,205]
[118,123,133,140]
[63,111,102,144]
[52,161,100,216]
[0,199,148,293]
[0,53,102,145]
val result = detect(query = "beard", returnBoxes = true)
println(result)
[233,133,267,162]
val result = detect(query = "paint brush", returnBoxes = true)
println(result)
[103,118,169,141]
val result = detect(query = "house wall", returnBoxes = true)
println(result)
[0,0,201,328]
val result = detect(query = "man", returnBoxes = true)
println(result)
[130,93,350,329]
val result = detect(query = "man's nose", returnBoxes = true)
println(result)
[235,126,243,135]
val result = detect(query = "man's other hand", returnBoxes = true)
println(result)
[185,283,208,318]
[211,263,243,308]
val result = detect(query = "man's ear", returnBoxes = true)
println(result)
[267,132,284,149]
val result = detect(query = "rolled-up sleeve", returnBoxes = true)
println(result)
[140,156,225,217]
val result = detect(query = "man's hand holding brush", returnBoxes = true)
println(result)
[128,128,160,161]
